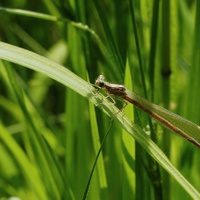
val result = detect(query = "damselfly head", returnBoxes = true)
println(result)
[95,75,105,88]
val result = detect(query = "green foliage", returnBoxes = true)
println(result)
[0,0,200,200]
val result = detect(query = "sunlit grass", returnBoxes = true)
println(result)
[0,1,200,200]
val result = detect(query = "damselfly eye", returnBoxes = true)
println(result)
[99,75,105,82]
[95,75,105,88]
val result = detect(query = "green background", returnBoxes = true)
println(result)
[0,0,200,199]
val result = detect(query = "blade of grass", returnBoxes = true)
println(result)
[129,0,147,97]
[93,0,124,80]
[0,7,101,43]
[186,1,200,124]
[0,123,48,200]
[5,63,63,199]
[82,113,112,200]
[129,1,162,199]
[122,64,135,199]
[148,0,160,98]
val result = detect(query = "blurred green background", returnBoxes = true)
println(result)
[0,0,200,199]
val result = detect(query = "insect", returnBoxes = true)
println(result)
[94,75,200,148]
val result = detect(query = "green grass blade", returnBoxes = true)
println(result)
[0,123,48,200]
[186,1,200,124]
[93,0,124,80]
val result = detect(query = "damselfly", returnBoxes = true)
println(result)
[94,75,200,148]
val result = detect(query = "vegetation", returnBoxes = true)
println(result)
[0,0,200,199]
